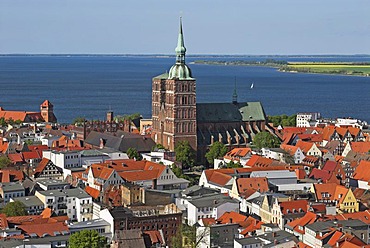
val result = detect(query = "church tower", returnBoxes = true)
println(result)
[152,18,197,151]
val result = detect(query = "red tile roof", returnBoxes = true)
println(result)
[279,200,308,215]
[85,186,100,199]
[224,148,252,161]
[144,230,164,245]
[350,142,370,154]
[286,211,318,234]
[217,211,248,224]
[296,140,315,154]
[236,177,269,197]
[18,222,69,237]
[204,170,232,186]
[33,158,51,174]
[313,183,349,206]
[22,151,42,160]
[7,153,24,163]
[352,160,370,181]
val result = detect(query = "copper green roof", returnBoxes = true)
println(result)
[196,102,266,123]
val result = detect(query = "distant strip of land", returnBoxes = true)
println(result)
[192,60,370,76]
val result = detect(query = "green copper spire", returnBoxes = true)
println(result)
[232,77,238,104]
[175,17,186,64]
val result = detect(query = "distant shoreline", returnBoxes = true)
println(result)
[193,60,370,77]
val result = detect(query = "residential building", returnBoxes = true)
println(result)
[186,194,239,226]
[0,182,25,206]
[32,158,63,180]
[36,179,70,191]
[9,196,44,215]
[196,223,239,248]
[68,218,112,242]
[271,199,308,229]
[35,188,93,222]
[296,113,321,127]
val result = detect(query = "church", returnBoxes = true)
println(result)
[151,19,268,163]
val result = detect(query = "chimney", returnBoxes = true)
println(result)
[152,179,157,189]
[107,111,113,122]
[99,138,105,149]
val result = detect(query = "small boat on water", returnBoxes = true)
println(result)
[250,83,254,89]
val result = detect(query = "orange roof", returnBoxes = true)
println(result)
[0,142,9,154]
[246,155,277,168]
[7,153,24,163]
[119,169,160,182]
[28,145,49,151]
[297,133,323,143]
[41,208,53,218]
[0,214,8,229]
[85,186,100,199]
[33,158,51,174]
[0,169,24,183]
[236,177,269,196]
[313,183,349,206]
[200,218,216,226]
[22,151,42,160]
[347,127,361,137]
[352,160,370,181]
[322,126,336,141]
[217,211,248,224]
[286,211,318,233]
[0,110,27,121]
[239,216,264,236]
[297,241,313,248]
[295,140,315,154]
[329,210,370,224]
[18,222,69,237]
[144,230,164,245]
[350,142,370,154]
[224,148,252,161]
[280,144,299,156]
[279,200,308,215]
[90,164,114,180]
[204,170,232,186]
[327,231,344,247]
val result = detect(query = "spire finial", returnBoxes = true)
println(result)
[232,77,238,104]
[175,16,186,64]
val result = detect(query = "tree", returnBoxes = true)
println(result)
[68,230,108,248]
[2,201,27,216]
[152,143,165,151]
[253,132,281,149]
[0,117,6,127]
[0,156,11,169]
[126,147,141,160]
[72,117,86,126]
[205,142,227,165]
[175,141,195,168]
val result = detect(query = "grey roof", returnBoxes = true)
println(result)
[181,185,219,197]
[257,230,298,246]
[80,149,106,157]
[37,188,90,199]
[188,194,239,208]
[10,195,44,207]
[69,218,110,230]
[306,219,368,233]
[36,179,69,187]
[1,182,25,192]
[85,131,155,153]
[235,237,263,245]
[113,229,146,247]
[250,170,297,179]
[196,102,266,123]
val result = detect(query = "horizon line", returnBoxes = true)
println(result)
[1,53,370,57]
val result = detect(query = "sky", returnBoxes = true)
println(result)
[1,0,370,55]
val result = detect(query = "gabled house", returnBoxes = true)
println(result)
[82,164,124,192]
[309,160,346,184]
[271,199,309,229]
[32,158,63,180]
[285,211,319,241]
[280,144,305,164]
[223,147,252,166]
[199,169,234,193]
[312,183,358,213]
[342,141,370,157]
[352,160,370,190]
[296,140,322,157]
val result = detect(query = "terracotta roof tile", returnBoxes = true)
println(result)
[279,200,308,215]
[18,222,69,237]
[350,142,370,154]
[236,177,269,196]
[217,211,248,224]
[85,186,100,199]
[353,160,370,181]
[7,153,24,163]
[204,170,232,186]
[33,158,51,174]
[144,230,164,245]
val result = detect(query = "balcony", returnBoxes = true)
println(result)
[58,204,67,209]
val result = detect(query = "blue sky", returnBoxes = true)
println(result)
[1,0,370,54]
